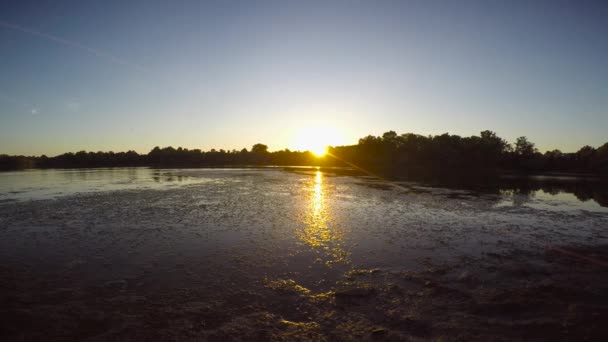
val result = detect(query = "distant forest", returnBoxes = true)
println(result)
[1,130,607,175]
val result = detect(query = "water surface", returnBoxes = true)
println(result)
[1,168,607,341]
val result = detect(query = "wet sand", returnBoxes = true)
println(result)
[1,169,607,341]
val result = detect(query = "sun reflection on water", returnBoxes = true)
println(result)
[298,170,348,265]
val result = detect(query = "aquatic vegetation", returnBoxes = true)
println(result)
[344,268,382,280]
[278,320,326,342]
[308,291,335,304]
[265,279,311,295]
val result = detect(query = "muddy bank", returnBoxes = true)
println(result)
[2,243,607,341]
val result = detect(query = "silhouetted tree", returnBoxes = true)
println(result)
[251,143,269,154]
[515,136,537,156]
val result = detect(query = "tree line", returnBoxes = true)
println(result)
[0,143,318,170]
[1,130,607,175]
[329,130,608,176]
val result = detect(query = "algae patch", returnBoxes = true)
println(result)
[265,279,311,295]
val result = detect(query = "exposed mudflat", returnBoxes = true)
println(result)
[1,168,607,341]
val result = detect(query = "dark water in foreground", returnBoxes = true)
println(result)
[1,168,607,341]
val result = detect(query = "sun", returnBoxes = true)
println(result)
[292,125,344,157]
[310,145,328,157]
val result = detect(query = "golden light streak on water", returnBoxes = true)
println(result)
[298,170,348,265]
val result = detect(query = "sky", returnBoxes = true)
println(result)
[0,0,607,156]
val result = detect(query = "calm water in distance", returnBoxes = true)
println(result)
[1,167,606,213]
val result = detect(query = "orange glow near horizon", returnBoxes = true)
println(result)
[291,125,344,157]
[311,146,327,157]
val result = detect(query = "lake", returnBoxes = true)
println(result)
[1,168,607,341]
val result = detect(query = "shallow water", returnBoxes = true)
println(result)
[0,168,214,202]
[1,168,607,341]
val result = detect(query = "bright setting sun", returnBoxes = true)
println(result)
[310,145,327,157]
[292,125,344,157]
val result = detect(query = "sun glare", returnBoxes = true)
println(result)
[311,145,327,157]
[292,125,344,158]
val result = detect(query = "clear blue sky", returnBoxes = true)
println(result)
[1,0,607,156]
